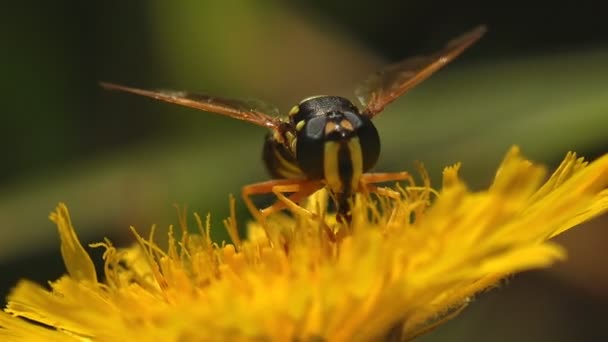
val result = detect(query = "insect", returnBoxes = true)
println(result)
[101,26,486,223]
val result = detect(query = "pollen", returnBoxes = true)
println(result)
[1,146,607,341]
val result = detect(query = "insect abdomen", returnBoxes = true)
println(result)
[262,134,304,180]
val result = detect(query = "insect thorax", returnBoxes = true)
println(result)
[263,96,380,195]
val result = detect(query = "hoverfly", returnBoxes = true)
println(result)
[101,26,486,223]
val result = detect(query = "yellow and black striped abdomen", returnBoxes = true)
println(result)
[261,129,371,196]
[262,133,305,180]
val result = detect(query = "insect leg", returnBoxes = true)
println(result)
[267,181,322,219]
[242,179,297,222]
[241,179,321,221]
[359,171,414,198]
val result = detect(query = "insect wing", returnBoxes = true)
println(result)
[100,82,282,130]
[356,26,487,117]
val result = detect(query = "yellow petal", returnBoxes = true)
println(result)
[2,147,607,341]
[49,203,97,283]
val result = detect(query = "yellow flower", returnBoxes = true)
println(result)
[2,146,607,341]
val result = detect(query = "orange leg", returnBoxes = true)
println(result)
[357,171,415,223]
[242,179,322,222]
[359,171,414,198]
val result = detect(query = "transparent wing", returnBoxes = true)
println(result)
[100,82,282,130]
[356,25,487,117]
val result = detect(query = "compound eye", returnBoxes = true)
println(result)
[295,116,327,179]
[303,116,326,141]
[343,112,364,130]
